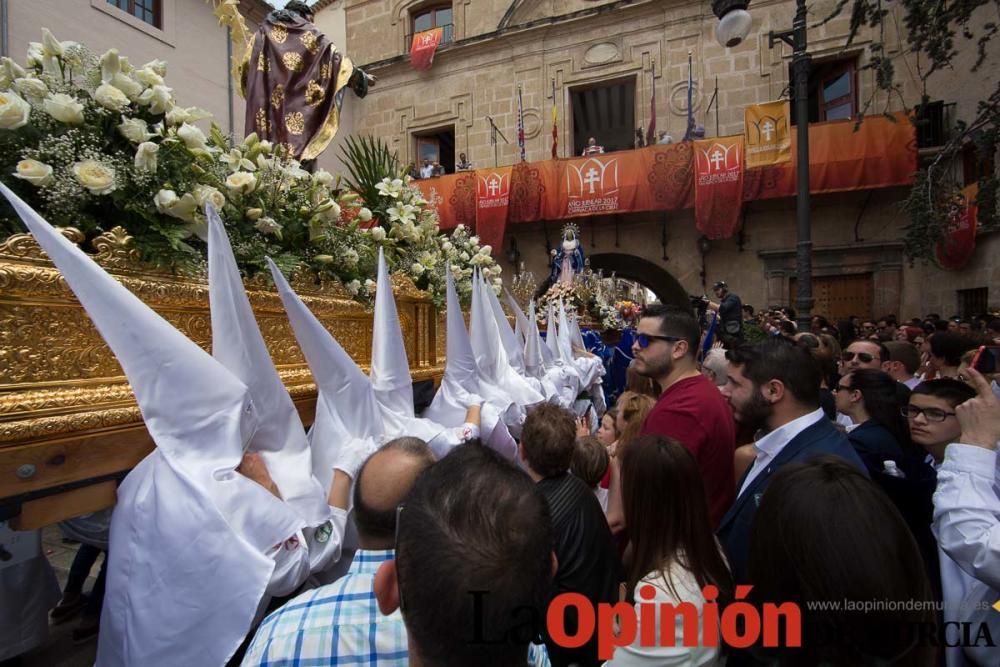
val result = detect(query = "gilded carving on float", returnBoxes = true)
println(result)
[0,228,444,454]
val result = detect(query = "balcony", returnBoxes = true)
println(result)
[404,23,454,55]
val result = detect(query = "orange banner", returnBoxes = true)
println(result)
[475,167,513,254]
[417,115,915,235]
[694,136,745,239]
[410,28,443,70]
[745,101,791,168]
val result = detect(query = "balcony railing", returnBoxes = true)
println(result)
[404,24,454,54]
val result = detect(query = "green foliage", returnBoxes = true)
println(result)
[340,135,399,216]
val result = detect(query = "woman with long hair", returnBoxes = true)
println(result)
[606,435,733,666]
[748,457,935,666]
[834,369,913,477]
[605,391,658,534]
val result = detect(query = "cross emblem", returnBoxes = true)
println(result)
[762,120,775,142]
[710,150,725,170]
[584,167,600,193]
[487,177,500,196]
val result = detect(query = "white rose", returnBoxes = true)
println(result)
[119,117,152,143]
[192,184,225,210]
[479,245,492,256]
[41,28,64,58]
[143,59,167,77]
[225,171,257,194]
[410,262,425,276]
[441,241,453,252]
[154,189,198,222]
[456,224,465,232]
[13,77,47,99]
[44,93,84,125]
[370,226,386,242]
[134,67,164,87]
[469,235,480,245]
[312,169,334,186]
[318,200,341,221]
[365,278,377,294]
[177,122,208,150]
[138,84,173,114]
[13,159,53,186]
[99,48,120,83]
[493,277,503,287]
[110,73,143,100]
[254,217,282,235]
[346,279,361,296]
[26,42,46,69]
[342,248,359,266]
[1,57,26,86]
[460,251,470,262]
[72,160,116,195]
[246,208,263,221]
[257,140,273,154]
[134,141,159,171]
[358,207,373,222]
[0,90,31,129]
[165,106,190,126]
[94,83,130,111]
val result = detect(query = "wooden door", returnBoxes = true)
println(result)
[790,273,873,321]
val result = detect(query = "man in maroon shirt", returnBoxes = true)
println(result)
[632,304,736,526]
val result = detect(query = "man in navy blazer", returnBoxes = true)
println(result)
[718,340,867,582]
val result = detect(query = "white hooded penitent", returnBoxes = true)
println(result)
[0,184,302,667]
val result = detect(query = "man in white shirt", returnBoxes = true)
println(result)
[718,340,866,581]
[419,160,434,179]
[932,367,1000,666]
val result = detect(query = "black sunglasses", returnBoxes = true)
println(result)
[842,351,878,363]
[635,333,683,349]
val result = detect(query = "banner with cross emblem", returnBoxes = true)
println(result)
[693,136,745,239]
[410,28,443,71]
[475,167,513,255]
[744,101,791,169]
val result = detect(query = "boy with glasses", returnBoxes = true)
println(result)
[905,379,976,467]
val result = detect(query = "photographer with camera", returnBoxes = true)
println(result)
[706,281,743,345]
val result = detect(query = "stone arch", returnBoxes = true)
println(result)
[587,253,689,309]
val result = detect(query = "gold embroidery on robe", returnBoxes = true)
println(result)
[320,62,332,80]
[285,111,305,135]
[255,108,269,133]
[300,31,320,54]
[305,80,325,107]
[257,52,269,72]
[270,84,285,110]
[270,25,288,43]
[282,52,304,73]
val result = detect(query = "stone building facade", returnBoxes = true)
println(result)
[338,0,998,320]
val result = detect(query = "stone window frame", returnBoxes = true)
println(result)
[91,0,176,47]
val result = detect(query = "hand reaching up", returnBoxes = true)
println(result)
[237,452,282,499]
[956,367,1000,450]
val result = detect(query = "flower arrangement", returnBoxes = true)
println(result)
[0,29,498,307]
[537,281,584,321]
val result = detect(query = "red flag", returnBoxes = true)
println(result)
[410,28,443,70]
[936,183,978,270]
[693,136,744,239]
[646,67,656,145]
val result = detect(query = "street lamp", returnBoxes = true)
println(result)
[712,0,813,327]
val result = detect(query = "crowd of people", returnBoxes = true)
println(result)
[5,178,1000,667]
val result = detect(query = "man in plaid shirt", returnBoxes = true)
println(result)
[242,437,435,666]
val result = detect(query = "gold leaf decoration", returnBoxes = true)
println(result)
[285,111,305,135]
[305,79,325,107]
[270,24,288,43]
[300,31,320,54]
[255,108,270,134]
[270,83,285,110]
[281,51,304,73]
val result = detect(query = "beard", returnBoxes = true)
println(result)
[635,352,673,380]
[733,387,772,431]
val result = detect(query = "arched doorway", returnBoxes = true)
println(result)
[587,253,690,309]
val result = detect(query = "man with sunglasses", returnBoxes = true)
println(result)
[633,304,736,527]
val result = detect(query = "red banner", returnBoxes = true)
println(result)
[936,183,978,270]
[475,167,512,254]
[410,28,443,70]
[694,136,745,239]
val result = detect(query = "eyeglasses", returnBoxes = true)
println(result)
[833,383,854,392]
[635,333,683,349]
[901,406,957,422]
[842,351,878,363]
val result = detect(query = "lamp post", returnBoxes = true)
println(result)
[712,0,813,327]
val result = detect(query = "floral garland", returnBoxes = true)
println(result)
[0,30,498,307]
